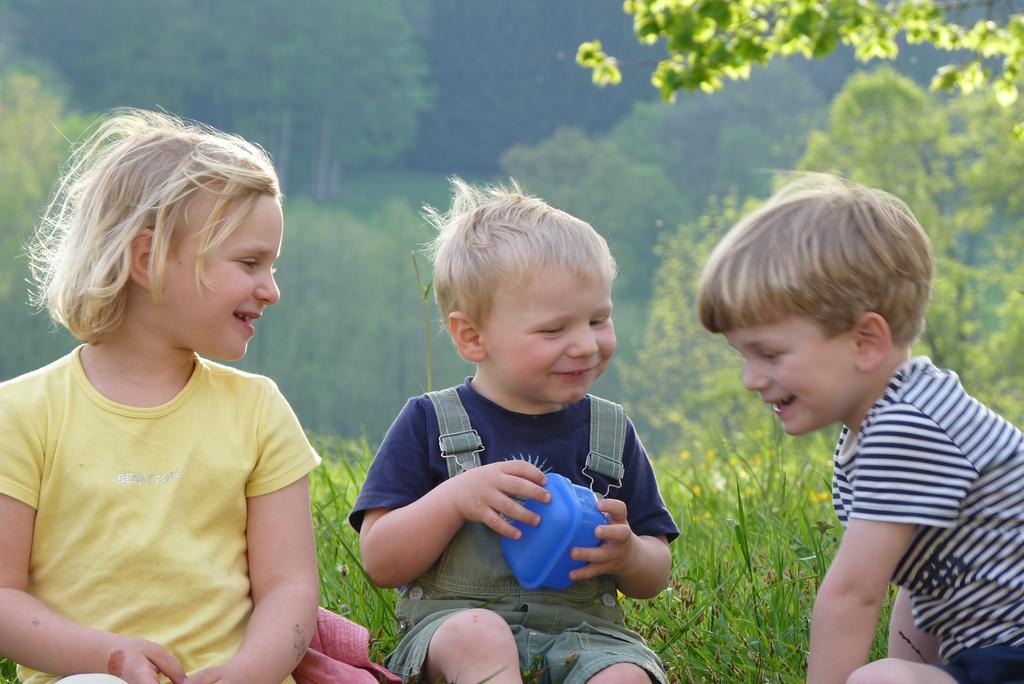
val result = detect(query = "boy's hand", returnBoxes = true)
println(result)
[568,498,634,581]
[447,460,550,538]
[106,635,186,684]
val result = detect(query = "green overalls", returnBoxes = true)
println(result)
[386,388,667,683]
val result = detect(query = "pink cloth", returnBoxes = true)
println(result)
[293,607,401,684]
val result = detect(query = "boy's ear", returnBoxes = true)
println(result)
[448,311,486,363]
[129,228,155,291]
[851,311,893,372]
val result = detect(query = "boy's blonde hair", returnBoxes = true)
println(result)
[30,108,280,343]
[426,177,617,325]
[697,173,933,346]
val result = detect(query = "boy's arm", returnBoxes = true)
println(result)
[610,533,671,598]
[0,494,186,683]
[569,498,671,598]
[360,460,549,588]
[888,586,941,663]
[187,477,319,683]
[807,519,916,684]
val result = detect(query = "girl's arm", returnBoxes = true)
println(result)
[360,460,550,588]
[807,519,916,684]
[0,494,185,683]
[186,477,320,683]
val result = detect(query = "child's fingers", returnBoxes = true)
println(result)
[496,458,549,485]
[596,497,628,523]
[144,644,187,684]
[480,507,528,539]
[594,522,633,543]
[568,557,617,581]
[488,491,542,527]
[499,473,550,506]
[572,539,620,564]
[570,524,632,574]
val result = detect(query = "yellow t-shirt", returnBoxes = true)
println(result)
[0,348,321,684]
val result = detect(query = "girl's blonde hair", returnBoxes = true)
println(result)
[30,108,280,342]
[425,177,617,325]
[697,173,933,346]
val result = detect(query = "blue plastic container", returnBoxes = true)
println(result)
[501,473,606,589]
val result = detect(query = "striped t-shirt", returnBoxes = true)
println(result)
[833,356,1024,660]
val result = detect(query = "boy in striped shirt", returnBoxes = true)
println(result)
[697,173,1024,684]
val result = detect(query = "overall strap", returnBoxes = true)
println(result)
[426,388,483,478]
[584,395,627,497]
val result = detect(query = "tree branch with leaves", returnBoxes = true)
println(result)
[579,0,1024,131]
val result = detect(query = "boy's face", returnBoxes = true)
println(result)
[724,316,877,436]
[471,268,615,414]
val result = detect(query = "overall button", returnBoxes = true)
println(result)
[601,592,617,607]
[408,586,424,600]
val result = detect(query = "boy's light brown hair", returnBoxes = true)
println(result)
[425,177,617,326]
[697,173,933,346]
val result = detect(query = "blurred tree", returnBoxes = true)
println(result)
[8,0,199,113]
[618,195,765,455]
[8,0,429,199]
[402,0,659,173]
[0,64,86,381]
[240,199,470,440]
[627,67,1024,452]
[608,60,828,212]
[578,0,1024,125]
[195,0,428,199]
[501,127,691,305]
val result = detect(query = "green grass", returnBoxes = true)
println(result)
[0,420,896,683]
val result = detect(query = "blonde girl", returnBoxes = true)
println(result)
[0,109,320,684]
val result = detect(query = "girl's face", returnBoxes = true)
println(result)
[157,194,283,361]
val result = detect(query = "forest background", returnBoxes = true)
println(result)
[2,0,1023,452]
[1,1,1024,679]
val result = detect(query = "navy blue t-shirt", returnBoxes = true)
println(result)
[350,379,679,543]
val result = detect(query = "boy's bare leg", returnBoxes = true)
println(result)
[588,662,651,682]
[847,659,957,683]
[425,609,522,683]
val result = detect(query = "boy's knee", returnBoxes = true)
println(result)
[847,658,917,684]
[431,608,514,650]
[587,662,651,683]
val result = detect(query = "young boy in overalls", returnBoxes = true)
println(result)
[350,178,679,683]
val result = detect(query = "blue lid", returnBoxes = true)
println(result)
[501,473,604,589]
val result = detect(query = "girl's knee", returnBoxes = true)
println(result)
[588,662,651,683]
[431,608,514,650]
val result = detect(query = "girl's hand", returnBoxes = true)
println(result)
[446,460,550,538]
[106,636,186,684]
[568,497,635,581]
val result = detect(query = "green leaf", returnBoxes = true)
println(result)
[995,79,1019,107]
[694,15,718,44]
